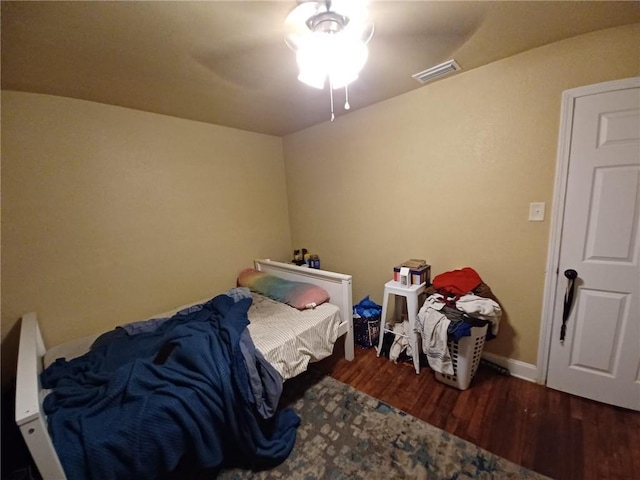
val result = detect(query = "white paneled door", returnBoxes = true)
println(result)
[546,79,640,411]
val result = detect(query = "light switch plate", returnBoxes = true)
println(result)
[529,202,545,221]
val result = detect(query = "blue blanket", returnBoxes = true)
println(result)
[42,295,300,479]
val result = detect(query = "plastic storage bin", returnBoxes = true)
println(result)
[435,324,488,390]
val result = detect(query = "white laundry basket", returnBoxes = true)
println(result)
[435,324,488,390]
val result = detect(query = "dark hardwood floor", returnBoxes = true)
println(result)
[309,343,640,480]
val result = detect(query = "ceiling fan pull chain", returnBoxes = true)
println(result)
[329,77,335,121]
[344,84,350,110]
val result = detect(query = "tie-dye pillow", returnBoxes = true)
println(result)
[237,268,330,310]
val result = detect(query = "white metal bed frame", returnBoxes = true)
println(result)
[15,259,353,479]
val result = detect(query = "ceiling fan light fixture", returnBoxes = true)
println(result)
[284,0,374,120]
[295,32,368,89]
[306,11,347,34]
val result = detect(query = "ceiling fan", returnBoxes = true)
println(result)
[283,0,375,120]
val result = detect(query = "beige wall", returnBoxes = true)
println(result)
[1,92,291,383]
[282,24,640,366]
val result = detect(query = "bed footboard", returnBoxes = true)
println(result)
[15,312,67,479]
[254,259,354,361]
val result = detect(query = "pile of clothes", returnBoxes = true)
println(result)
[416,267,502,375]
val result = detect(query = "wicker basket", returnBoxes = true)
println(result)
[435,324,488,390]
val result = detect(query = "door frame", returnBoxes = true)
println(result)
[536,76,640,384]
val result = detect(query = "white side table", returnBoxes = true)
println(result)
[376,280,426,374]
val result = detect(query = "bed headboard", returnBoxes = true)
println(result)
[253,259,354,360]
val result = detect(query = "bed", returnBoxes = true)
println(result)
[15,259,354,479]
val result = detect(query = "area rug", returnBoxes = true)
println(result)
[218,373,549,480]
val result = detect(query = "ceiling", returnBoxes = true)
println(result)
[2,1,639,136]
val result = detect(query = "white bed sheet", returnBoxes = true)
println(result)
[43,293,341,380]
[247,293,340,380]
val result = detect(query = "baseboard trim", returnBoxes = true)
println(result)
[481,351,539,383]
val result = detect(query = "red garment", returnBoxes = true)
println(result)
[432,267,482,296]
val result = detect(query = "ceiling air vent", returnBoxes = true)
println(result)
[412,59,461,84]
